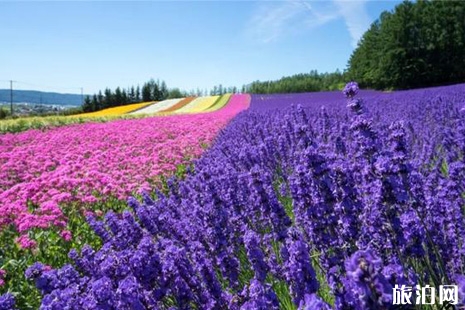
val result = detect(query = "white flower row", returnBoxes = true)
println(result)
[129,98,183,115]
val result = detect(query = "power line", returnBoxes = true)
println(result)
[10,80,14,115]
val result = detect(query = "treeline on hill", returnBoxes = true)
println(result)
[348,0,465,89]
[176,84,239,97]
[243,70,346,94]
[82,79,170,113]
[210,84,239,95]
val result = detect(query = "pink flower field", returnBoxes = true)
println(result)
[0,94,250,245]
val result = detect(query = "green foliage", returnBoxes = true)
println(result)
[209,84,238,96]
[59,107,83,116]
[142,79,167,102]
[0,108,8,119]
[348,0,465,90]
[82,95,92,112]
[272,278,296,310]
[167,88,187,99]
[244,70,347,94]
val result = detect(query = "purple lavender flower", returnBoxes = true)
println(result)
[160,241,200,308]
[283,228,319,305]
[91,276,114,304]
[455,274,465,305]
[25,262,47,279]
[68,245,96,275]
[129,235,162,286]
[86,215,111,243]
[243,229,269,283]
[0,293,15,310]
[343,81,359,99]
[347,98,364,114]
[116,276,145,310]
[240,279,280,310]
[190,241,230,308]
[343,250,393,308]
[298,293,331,310]
[39,285,79,310]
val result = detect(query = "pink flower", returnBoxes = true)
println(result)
[84,210,95,217]
[60,230,72,242]
[0,269,5,287]
[0,94,250,252]
[15,235,38,250]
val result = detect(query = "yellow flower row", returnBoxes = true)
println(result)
[72,101,156,118]
[187,96,220,113]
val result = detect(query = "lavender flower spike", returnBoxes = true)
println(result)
[343,81,359,99]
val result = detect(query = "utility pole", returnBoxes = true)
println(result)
[10,80,13,115]
[81,87,84,106]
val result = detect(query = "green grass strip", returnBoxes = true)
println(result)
[205,93,232,112]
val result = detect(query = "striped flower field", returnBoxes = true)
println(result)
[0,95,234,134]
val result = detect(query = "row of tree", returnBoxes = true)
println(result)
[169,85,240,98]
[243,70,346,94]
[210,84,239,96]
[347,0,465,89]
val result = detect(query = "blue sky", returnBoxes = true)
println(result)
[0,1,401,95]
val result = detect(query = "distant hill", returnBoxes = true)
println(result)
[0,89,85,106]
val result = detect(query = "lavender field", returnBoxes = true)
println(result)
[4,83,465,309]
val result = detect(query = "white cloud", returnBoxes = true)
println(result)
[333,0,372,48]
[247,0,339,44]
[246,0,372,48]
